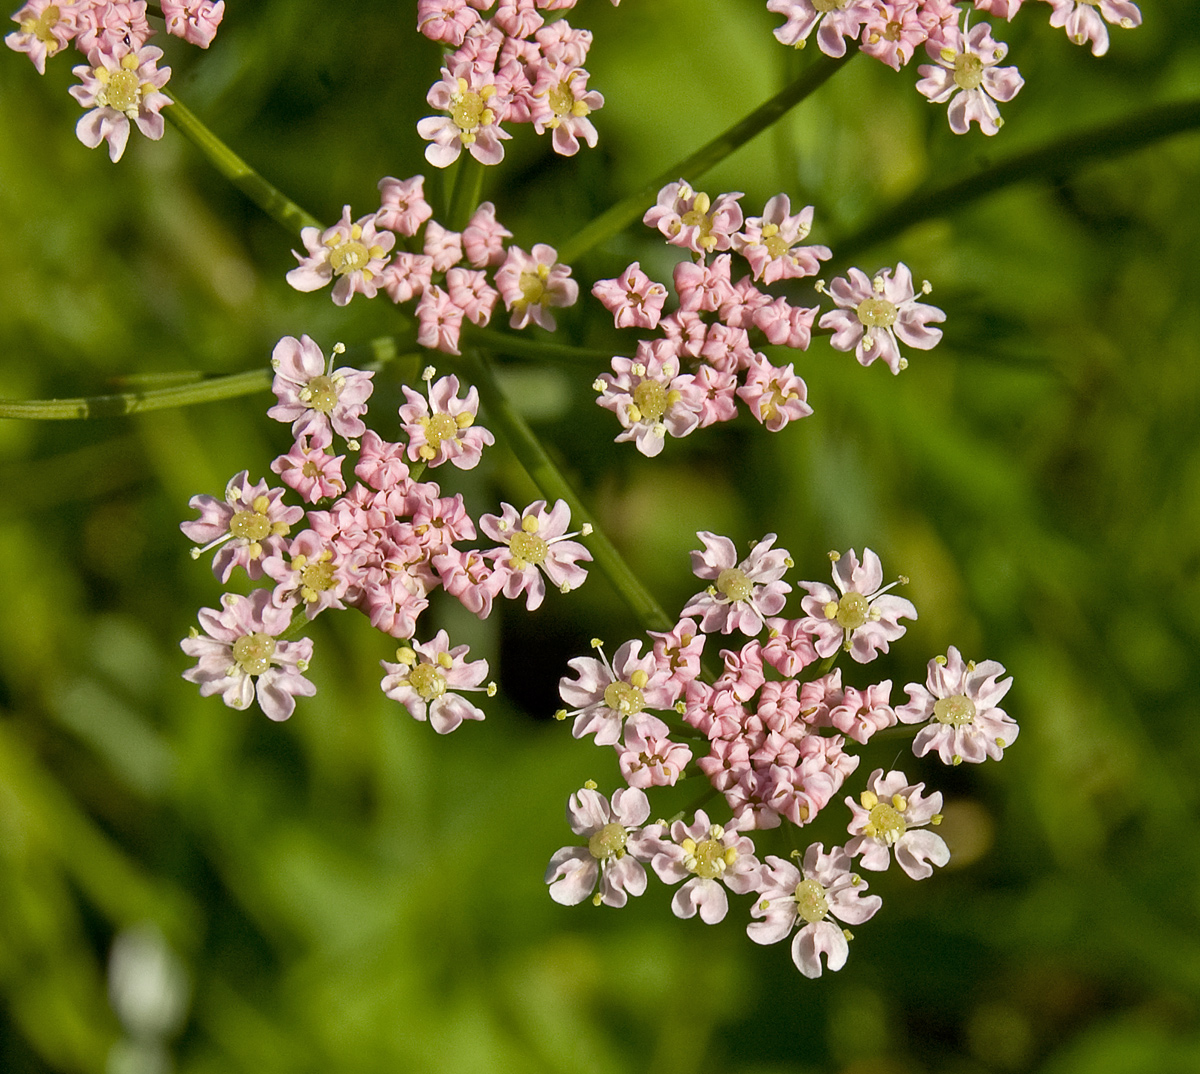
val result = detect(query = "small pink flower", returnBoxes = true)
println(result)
[432,548,506,618]
[1045,0,1140,58]
[161,0,224,47]
[674,254,736,313]
[817,264,945,374]
[267,335,375,444]
[618,716,693,789]
[446,266,499,326]
[263,529,358,619]
[376,175,433,236]
[766,0,870,57]
[415,285,465,355]
[181,590,315,721]
[798,547,917,663]
[480,499,591,610]
[859,1,929,70]
[559,639,676,747]
[379,252,434,304]
[897,646,1018,764]
[734,195,831,285]
[6,0,78,73]
[69,44,171,163]
[270,435,346,504]
[915,19,1024,136]
[529,64,603,155]
[181,471,303,582]
[594,340,704,457]
[682,532,793,636]
[591,262,668,331]
[462,201,513,267]
[736,355,813,431]
[286,207,395,305]
[380,630,492,734]
[845,769,950,880]
[354,431,410,492]
[643,180,744,256]
[747,844,881,978]
[828,681,897,744]
[545,786,658,908]
[418,65,511,167]
[647,618,707,701]
[648,812,763,924]
[76,2,152,53]
[399,370,495,469]
[423,220,464,273]
[494,244,579,331]
[416,0,478,45]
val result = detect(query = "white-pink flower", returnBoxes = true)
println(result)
[648,811,762,924]
[380,630,493,734]
[643,180,744,256]
[161,0,224,47]
[494,244,578,331]
[270,435,346,504]
[594,340,704,457]
[559,639,676,747]
[480,499,591,610]
[915,19,1024,136]
[682,532,793,636]
[897,646,1018,764]
[1045,0,1140,58]
[545,785,657,908]
[736,355,813,432]
[529,64,603,155]
[591,262,668,331]
[376,174,433,236]
[69,44,171,163]
[798,547,917,663]
[844,769,950,879]
[267,335,375,444]
[181,590,315,721]
[818,264,945,374]
[734,195,831,285]
[766,0,870,57]
[418,66,511,167]
[6,0,77,73]
[747,844,881,978]
[286,207,395,306]
[399,370,495,469]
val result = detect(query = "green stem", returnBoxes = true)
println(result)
[834,97,1200,260]
[557,51,853,266]
[462,325,614,364]
[447,155,486,233]
[164,91,323,236]
[458,349,673,632]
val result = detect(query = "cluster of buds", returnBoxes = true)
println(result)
[6,1,226,160]
[180,336,594,724]
[286,175,578,348]
[765,0,1141,134]
[416,0,618,166]
[590,180,945,455]
[547,537,1019,977]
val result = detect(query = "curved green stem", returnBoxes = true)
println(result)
[447,155,487,233]
[834,97,1200,260]
[164,91,323,236]
[557,51,853,266]
[458,349,673,632]
[462,325,614,364]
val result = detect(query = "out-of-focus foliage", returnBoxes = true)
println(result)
[1,1,1198,1072]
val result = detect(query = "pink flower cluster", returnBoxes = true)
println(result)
[546,533,1018,978]
[415,0,605,166]
[181,335,594,724]
[764,0,1140,135]
[590,181,945,454]
[286,176,579,342]
[7,1,226,160]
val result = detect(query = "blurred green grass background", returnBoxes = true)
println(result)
[1,1,1199,1071]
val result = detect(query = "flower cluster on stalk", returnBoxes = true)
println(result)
[590,181,946,456]
[763,0,1140,134]
[546,535,1018,978]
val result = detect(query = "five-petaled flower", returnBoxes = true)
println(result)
[69,44,171,162]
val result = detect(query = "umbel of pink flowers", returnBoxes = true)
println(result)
[544,537,1019,979]
[181,335,592,722]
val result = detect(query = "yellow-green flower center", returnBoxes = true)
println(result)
[683,836,735,880]
[299,557,336,599]
[232,632,276,676]
[793,878,830,924]
[229,510,271,541]
[953,52,985,91]
[763,227,791,259]
[23,4,61,42]
[812,0,848,11]
[509,530,548,567]
[866,801,907,844]
[330,240,370,276]
[834,591,870,629]
[602,680,645,717]
[632,380,669,422]
[716,567,753,602]
[408,662,447,701]
[548,81,575,117]
[933,694,977,727]
[519,266,548,306]
[306,375,339,413]
[101,67,141,113]
[588,822,627,861]
[856,296,898,329]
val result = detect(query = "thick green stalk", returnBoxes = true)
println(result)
[447,154,487,232]
[556,52,852,265]
[834,98,1200,260]
[459,349,673,632]
[164,91,323,236]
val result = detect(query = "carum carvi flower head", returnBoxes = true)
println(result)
[6,0,78,73]
[647,811,763,924]
[897,646,1018,764]
[557,638,676,747]
[399,368,495,469]
[286,207,395,306]
[593,340,705,457]
[69,44,171,162]
[844,768,950,880]
[682,531,793,636]
[418,64,511,167]
[494,244,578,331]
[747,843,882,978]
[180,590,315,721]
[380,630,494,734]
[480,499,592,610]
[267,336,375,446]
[545,784,658,908]
[798,547,916,662]
[643,180,744,256]
[915,18,1024,136]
